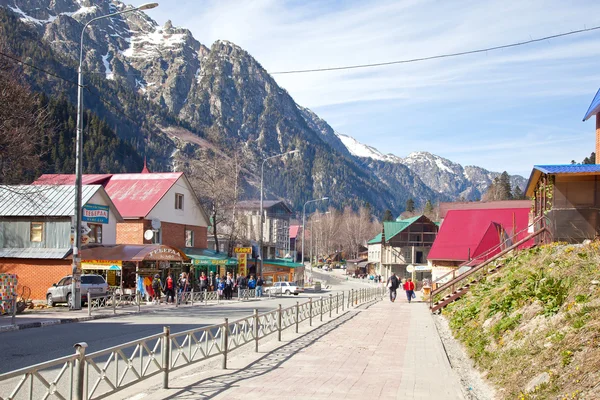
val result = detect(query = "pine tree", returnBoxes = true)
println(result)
[406,198,415,212]
[498,171,513,200]
[424,200,434,215]
[513,186,525,200]
[382,209,394,222]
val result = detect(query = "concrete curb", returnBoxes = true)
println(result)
[0,297,275,334]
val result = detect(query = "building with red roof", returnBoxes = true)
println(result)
[34,170,210,250]
[428,208,532,282]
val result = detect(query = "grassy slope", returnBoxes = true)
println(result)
[444,242,600,399]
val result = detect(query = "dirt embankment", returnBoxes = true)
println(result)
[442,242,600,399]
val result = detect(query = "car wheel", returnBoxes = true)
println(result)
[46,294,55,307]
[285,290,291,295]
[66,293,72,308]
[294,293,299,296]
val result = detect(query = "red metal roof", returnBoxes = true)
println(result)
[428,208,531,262]
[289,225,300,239]
[33,173,183,218]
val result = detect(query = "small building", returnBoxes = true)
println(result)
[427,207,532,283]
[0,185,122,299]
[262,259,304,286]
[368,215,438,281]
[34,170,210,249]
[289,225,301,261]
[523,89,600,243]
[236,200,293,259]
[438,200,531,221]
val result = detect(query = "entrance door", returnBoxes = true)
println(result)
[416,251,424,264]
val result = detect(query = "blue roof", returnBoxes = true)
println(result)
[583,88,600,121]
[533,165,600,174]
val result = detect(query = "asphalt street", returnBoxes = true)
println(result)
[0,270,374,374]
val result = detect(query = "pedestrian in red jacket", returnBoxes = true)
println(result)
[403,278,415,303]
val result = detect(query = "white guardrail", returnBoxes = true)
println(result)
[0,287,385,400]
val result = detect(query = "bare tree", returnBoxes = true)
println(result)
[0,40,52,184]
[181,148,244,253]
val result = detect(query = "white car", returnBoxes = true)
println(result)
[46,274,109,306]
[265,282,304,295]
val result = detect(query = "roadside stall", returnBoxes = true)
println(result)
[183,248,238,283]
[262,259,305,286]
[77,244,189,298]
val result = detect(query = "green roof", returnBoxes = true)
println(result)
[368,233,382,245]
[384,215,424,241]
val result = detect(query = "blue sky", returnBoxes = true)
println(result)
[140,0,600,177]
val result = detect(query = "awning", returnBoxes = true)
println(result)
[357,261,369,269]
[183,248,238,267]
[74,244,189,262]
[263,259,304,269]
[82,260,122,270]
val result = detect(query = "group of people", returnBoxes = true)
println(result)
[149,271,265,304]
[386,273,416,303]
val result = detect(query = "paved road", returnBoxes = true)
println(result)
[0,275,372,374]
[112,299,463,399]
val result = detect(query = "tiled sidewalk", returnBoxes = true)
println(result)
[129,300,464,399]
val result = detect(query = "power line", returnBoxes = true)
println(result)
[0,49,78,85]
[270,24,600,75]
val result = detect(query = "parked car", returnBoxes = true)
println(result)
[264,281,304,295]
[46,274,109,307]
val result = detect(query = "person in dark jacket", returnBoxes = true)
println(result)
[387,273,399,302]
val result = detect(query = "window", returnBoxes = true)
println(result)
[30,222,44,242]
[175,193,184,210]
[185,229,194,247]
[88,224,102,244]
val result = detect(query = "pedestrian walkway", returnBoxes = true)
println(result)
[121,300,464,399]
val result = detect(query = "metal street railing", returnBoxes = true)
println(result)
[0,287,385,400]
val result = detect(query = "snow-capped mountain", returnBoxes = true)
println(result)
[0,0,526,213]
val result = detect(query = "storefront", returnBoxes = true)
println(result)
[78,244,189,295]
[262,259,304,286]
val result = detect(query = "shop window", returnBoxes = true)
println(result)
[185,229,194,247]
[30,222,44,242]
[175,193,184,210]
[88,223,102,244]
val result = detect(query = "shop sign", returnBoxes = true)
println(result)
[263,266,285,273]
[146,247,183,261]
[138,268,160,275]
[81,260,122,270]
[237,253,247,276]
[234,247,252,254]
[82,204,109,224]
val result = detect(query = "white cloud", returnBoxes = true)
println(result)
[143,0,600,176]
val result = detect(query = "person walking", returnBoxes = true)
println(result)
[217,277,226,300]
[164,273,176,304]
[386,273,399,302]
[404,277,416,303]
[256,276,264,297]
[151,274,162,304]
[236,273,248,299]
[225,272,234,300]
[199,271,208,292]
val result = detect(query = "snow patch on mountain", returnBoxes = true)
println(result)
[101,52,114,80]
[8,5,55,25]
[122,28,187,58]
[336,133,387,161]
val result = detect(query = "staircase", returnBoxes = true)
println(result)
[430,226,546,313]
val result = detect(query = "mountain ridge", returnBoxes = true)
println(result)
[0,0,526,214]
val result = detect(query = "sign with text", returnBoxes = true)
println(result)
[234,247,252,254]
[237,253,247,276]
[81,260,122,270]
[146,247,184,261]
[82,204,110,224]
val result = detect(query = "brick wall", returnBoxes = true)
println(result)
[116,220,145,244]
[0,259,71,300]
[116,219,207,249]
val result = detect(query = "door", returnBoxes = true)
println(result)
[416,251,424,264]
[59,277,72,301]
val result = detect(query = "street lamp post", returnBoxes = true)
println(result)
[259,150,299,279]
[301,197,328,269]
[70,2,158,310]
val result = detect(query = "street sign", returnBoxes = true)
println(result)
[406,264,414,273]
[234,247,252,254]
[237,253,248,276]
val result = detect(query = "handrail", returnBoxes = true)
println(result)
[432,227,546,299]
[0,287,385,400]
[432,215,545,285]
